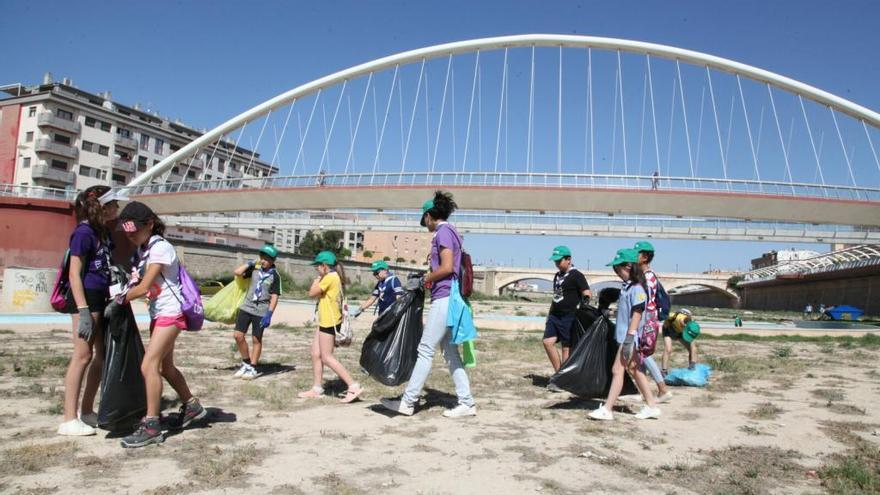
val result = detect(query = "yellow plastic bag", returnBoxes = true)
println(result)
[203,276,248,324]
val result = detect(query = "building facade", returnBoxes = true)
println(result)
[0,75,276,192]
[357,230,433,265]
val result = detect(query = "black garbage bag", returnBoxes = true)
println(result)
[98,303,146,431]
[359,285,425,386]
[571,305,601,349]
[549,315,637,398]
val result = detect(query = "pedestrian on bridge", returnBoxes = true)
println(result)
[231,243,281,380]
[381,191,476,418]
[544,245,591,389]
[58,186,122,437]
[589,248,660,421]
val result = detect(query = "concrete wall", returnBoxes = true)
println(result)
[740,268,880,316]
[0,197,76,282]
[671,288,738,309]
[0,104,21,183]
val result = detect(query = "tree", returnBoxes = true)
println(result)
[726,274,744,290]
[383,256,391,261]
[296,230,346,258]
[363,250,374,259]
[395,257,405,263]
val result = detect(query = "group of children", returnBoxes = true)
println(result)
[542,241,700,421]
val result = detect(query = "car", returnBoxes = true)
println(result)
[199,280,225,296]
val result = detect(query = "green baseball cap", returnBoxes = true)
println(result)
[549,245,572,261]
[370,260,389,272]
[683,321,701,343]
[310,250,337,266]
[420,199,435,227]
[259,243,279,259]
[634,240,655,253]
[606,248,640,266]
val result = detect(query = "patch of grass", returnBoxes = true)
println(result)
[824,402,867,416]
[812,388,845,402]
[659,445,803,494]
[313,472,365,495]
[187,443,267,488]
[0,329,14,334]
[819,421,880,494]
[0,441,77,475]
[13,355,69,378]
[701,332,880,347]
[774,346,792,358]
[738,425,769,436]
[746,402,784,420]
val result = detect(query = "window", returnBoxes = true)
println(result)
[25,131,33,142]
[54,134,71,145]
[172,166,180,175]
[100,121,111,132]
[98,145,109,156]
[82,140,94,152]
[50,159,68,170]
[139,134,150,151]
[101,169,107,180]
[153,159,160,166]
[22,157,31,168]
[85,116,97,128]
[28,106,36,117]
[56,108,73,121]
[154,138,164,154]
[138,156,147,167]
[78,165,94,177]
[170,144,180,152]
[111,173,125,184]
[117,127,132,138]
[187,170,196,179]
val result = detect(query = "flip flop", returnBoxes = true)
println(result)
[340,386,364,404]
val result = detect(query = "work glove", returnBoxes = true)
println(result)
[349,307,363,318]
[621,333,635,363]
[77,307,94,341]
[260,310,273,329]
[247,260,256,269]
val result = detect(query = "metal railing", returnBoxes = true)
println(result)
[125,171,880,202]
[0,183,77,201]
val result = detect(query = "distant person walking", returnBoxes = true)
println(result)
[652,170,660,190]
[543,245,591,387]
[803,303,813,320]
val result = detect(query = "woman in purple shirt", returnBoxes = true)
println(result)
[381,191,476,418]
[58,185,123,436]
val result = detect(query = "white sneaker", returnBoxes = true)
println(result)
[442,404,477,418]
[79,412,98,428]
[380,398,414,416]
[241,367,260,380]
[588,405,614,421]
[233,363,250,378]
[634,405,661,420]
[58,418,96,436]
[657,391,674,404]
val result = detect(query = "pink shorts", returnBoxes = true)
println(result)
[150,314,187,333]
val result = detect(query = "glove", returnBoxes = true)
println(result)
[621,334,635,363]
[349,307,363,318]
[260,310,273,329]
[77,307,94,341]
[247,260,256,269]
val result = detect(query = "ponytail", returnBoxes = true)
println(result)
[334,263,348,288]
[73,185,110,241]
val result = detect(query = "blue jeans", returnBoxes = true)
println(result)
[402,297,474,407]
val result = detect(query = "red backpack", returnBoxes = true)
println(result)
[439,224,474,299]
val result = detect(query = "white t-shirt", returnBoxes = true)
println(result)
[137,235,183,319]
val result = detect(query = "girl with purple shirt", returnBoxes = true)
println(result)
[380,191,476,418]
[58,185,122,436]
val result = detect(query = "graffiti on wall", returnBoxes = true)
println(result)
[11,270,52,310]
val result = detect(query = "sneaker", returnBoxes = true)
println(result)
[241,367,260,380]
[79,412,98,428]
[634,405,662,420]
[547,383,564,393]
[58,418,96,436]
[588,406,614,421]
[233,363,251,378]
[177,399,207,429]
[379,398,414,416]
[120,418,164,448]
[657,391,674,404]
[442,403,477,418]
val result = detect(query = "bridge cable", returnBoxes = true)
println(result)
[346,95,354,172]
[830,108,859,195]
[861,120,880,179]
[755,106,766,157]
[397,65,405,168]
[558,46,563,183]
[226,122,248,186]
[478,58,482,177]
[584,49,593,176]
[461,50,480,174]
[723,95,736,174]
[424,61,431,182]
[505,50,510,177]
[618,50,629,185]
[637,69,648,177]
[647,56,662,186]
[798,94,828,194]
[675,61,696,186]
[736,75,764,190]
[589,49,595,179]
[175,145,203,192]
[450,56,457,182]
[527,46,535,181]
[243,110,272,178]
[400,60,425,178]
[371,82,379,153]
[318,79,348,175]
[705,67,730,190]
[292,89,320,176]
[269,99,296,174]
[372,65,399,182]
[344,72,373,175]
[431,55,453,173]
[694,85,707,178]
[664,73,676,180]
[611,60,619,176]
[767,85,796,194]
[493,48,509,182]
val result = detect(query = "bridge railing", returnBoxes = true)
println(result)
[124,172,880,202]
[0,183,77,201]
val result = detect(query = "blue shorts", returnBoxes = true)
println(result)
[544,313,576,346]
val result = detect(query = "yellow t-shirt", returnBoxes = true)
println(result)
[664,312,689,333]
[317,272,343,328]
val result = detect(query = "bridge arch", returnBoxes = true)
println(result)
[128,34,880,188]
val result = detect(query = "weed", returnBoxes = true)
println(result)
[812,388,845,402]
[746,402,783,420]
[0,329,14,334]
[774,346,792,358]
[313,472,365,495]
[0,441,77,475]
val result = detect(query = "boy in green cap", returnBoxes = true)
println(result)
[351,260,403,316]
[634,241,673,403]
[231,243,281,380]
[544,245,591,387]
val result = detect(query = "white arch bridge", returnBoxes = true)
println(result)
[121,35,880,239]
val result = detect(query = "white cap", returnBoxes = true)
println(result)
[98,189,129,206]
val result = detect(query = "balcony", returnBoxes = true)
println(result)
[226,168,243,178]
[186,158,205,169]
[37,112,81,134]
[114,134,138,150]
[111,157,135,173]
[35,138,79,159]
[32,162,75,183]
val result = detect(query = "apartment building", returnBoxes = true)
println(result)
[0,75,277,191]
[357,231,432,265]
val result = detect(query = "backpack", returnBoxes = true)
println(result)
[140,237,204,331]
[639,318,659,359]
[438,224,474,299]
[50,248,76,313]
[655,281,671,321]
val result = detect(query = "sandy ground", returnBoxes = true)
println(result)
[1,299,879,494]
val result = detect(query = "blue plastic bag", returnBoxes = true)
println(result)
[664,364,711,387]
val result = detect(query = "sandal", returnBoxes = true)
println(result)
[297,386,324,399]
[340,384,364,404]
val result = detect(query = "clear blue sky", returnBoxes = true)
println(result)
[3,1,877,273]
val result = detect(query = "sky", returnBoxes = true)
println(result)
[2,0,878,274]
